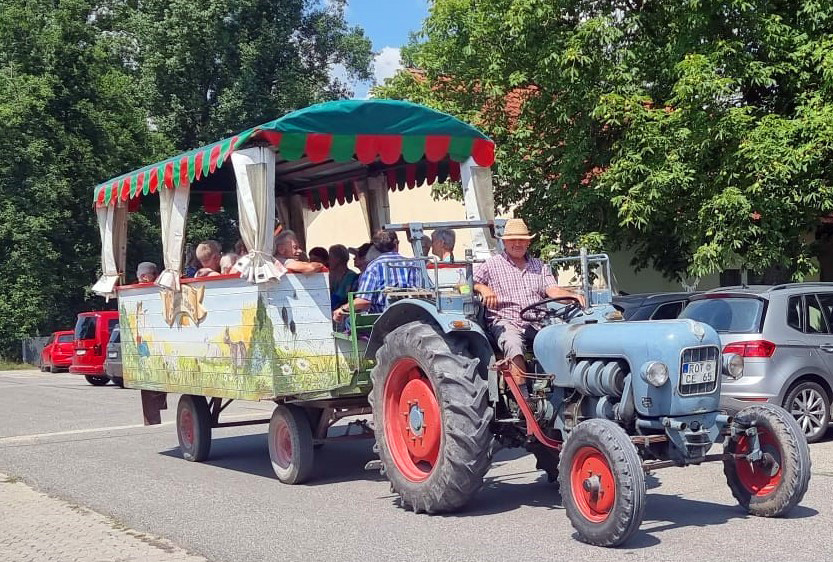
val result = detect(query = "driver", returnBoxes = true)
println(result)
[473,219,583,395]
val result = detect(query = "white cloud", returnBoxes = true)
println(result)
[373,46,402,85]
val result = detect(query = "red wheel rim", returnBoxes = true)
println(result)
[179,408,194,447]
[383,358,442,482]
[273,418,293,469]
[734,429,782,496]
[570,446,616,523]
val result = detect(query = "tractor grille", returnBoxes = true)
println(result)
[678,346,719,396]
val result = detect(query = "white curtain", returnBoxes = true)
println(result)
[231,147,286,283]
[92,201,127,299]
[156,182,191,291]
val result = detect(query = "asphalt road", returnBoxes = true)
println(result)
[1,369,832,561]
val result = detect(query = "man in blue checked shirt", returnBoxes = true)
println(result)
[332,230,421,323]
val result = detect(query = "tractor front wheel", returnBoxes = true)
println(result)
[559,419,646,547]
[370,321,493,513]
[723,403,811,517]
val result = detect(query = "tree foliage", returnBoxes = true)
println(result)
[378,0,833,281]
[0,0,371,358]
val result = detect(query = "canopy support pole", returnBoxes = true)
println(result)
[461,157,498,257]
[364,175,390,237]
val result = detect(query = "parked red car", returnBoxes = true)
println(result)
[40,330,75,372]
[69,310,119,386]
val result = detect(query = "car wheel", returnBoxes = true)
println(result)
[783,381,830,443]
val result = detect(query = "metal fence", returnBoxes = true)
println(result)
[21,337,50,366]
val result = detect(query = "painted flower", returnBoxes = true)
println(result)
[279,344,292,355]
[281,364,293,376]
[295,358,311,371]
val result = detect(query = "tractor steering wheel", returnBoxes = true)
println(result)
[520,296,583,324]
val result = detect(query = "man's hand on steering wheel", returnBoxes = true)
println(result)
[520,296,584,323]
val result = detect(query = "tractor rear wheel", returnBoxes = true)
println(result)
[370,321,492,513]
[723,403,811,517]
[559,419,646,547]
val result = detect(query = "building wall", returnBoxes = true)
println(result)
[304,185,486,258]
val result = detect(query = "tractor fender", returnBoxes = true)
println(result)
[366,299,495,382]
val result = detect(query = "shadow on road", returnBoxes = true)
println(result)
[159,433,384,485]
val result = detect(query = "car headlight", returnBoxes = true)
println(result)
[641,361,669,387]
[722,353,744,380]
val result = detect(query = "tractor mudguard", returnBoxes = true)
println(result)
[365,299,495,382]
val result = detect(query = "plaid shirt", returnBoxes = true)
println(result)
[473,252,558,328]
[355,252,422,313]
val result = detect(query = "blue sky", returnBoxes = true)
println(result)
[343,0,430,98]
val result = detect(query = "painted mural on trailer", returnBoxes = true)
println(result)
[118,275,353,401]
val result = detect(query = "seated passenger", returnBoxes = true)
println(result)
[136,262,158,283]
[420,235,431,257]
[195,240,222,277]
[333,231,420,322]
[274,230,325,274]
[431,228,456,262]
[309,246,329,265]
[220,253,239,274]
[349,242,380,272]
[328,244,359,311]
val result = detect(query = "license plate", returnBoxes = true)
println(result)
[681,361,716,385]
[108,352,117,358]
[75,349,86,356]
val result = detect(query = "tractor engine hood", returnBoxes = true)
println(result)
[533,319,723,417]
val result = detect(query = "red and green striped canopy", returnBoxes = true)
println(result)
[94,99,495,207]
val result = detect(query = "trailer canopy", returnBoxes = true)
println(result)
[93,99,495,211]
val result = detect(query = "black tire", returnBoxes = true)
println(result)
[176,395,212,462]
[530,444,560,484]
[369,321,493,514]
[40,363,49,372]
[723,403,811,517]
[558,419,646,547]
[268,404,315,484]
[85,375,109,386]
[783,381,830,443]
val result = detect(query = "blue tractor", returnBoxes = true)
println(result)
[365,225,811,547]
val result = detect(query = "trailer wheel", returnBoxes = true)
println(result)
[268,404,315,484]
[370,321,493,514]
[723,403,811,517]
[177,395,212,462]
[559,419,646,547]
[85,375,109,386]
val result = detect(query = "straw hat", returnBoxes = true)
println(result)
[500,218,536,240]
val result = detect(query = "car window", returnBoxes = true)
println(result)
[806,295,828,334]
[57,334,74,343]
[680,297,764,333]
[74,316,97,340]
[651,301,684,320]
[787,296,803,332]
[109,329,120,344]
[107,319,119,334]
[816,293,833,329]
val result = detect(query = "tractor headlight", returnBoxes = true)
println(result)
[641,361,669,387]
[722,353,744,380]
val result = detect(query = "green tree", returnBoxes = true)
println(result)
[130,0,373,148]
[378,0,833,281]
[0,0,166,359]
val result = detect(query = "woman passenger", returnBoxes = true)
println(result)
[328,244,359,311]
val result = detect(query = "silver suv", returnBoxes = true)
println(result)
[680,283,833,443]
